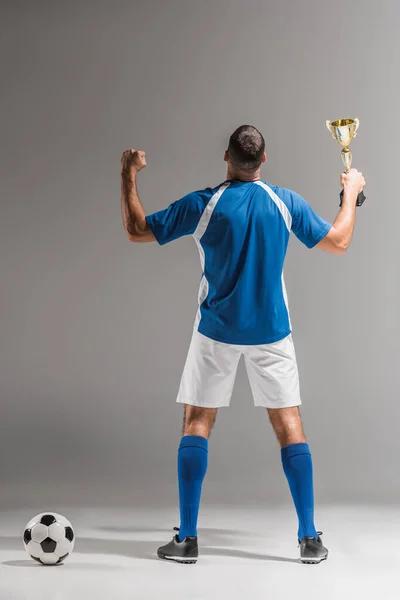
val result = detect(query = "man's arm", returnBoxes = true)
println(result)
[120,148,156,243]
[317,168,366,255]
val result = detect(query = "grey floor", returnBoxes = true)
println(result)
[0,504,398,600]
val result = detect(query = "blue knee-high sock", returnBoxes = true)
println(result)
[177,435,208,541]
[281,443,318,541]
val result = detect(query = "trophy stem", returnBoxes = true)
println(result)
[341,147,352,172]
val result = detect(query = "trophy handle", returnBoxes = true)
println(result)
[326,120,334,136]
[353,117,360,138]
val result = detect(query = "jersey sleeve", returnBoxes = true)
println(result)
[145,190,209,246]
[289,191,332,249]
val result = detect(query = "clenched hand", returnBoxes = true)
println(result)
[121,149,147,174]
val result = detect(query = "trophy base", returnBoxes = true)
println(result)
[339,190,366,207]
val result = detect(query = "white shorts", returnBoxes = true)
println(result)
[176,329,301,409]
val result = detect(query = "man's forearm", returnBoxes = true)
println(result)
[121,169,147,238]
[331,186,358,250]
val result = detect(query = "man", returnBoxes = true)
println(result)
[120,125,366,565]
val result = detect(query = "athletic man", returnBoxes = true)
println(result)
[120,125,366,564]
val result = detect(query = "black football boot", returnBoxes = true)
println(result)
[299,531,328,564]
[157,528,198,564]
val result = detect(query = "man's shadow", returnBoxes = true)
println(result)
[1,525,300,567]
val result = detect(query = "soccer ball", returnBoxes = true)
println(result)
[23,512,75,565]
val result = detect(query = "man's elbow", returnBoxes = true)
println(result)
[126,229,154,243]
[317,236,348,254]
[126,219,151,243]
[126,232,140,243]
[328,229,350,254]
[336,238,351,254]
[125,223,144,243]
[328,241,348,255]
[125,228,138,243]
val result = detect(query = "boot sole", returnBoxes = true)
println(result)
[301,555,328,564]
[157,551,197,564]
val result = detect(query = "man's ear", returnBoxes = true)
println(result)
[224,150,229,162]
[261,152,267,164]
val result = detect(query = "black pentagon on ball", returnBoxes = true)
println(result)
[23,528,32,544]
[41,537,57,553]
[40,514,57,526]
[57,553,69,564]
[32,556,42,564]
[65,526,74,542]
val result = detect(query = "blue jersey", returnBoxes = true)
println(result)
[146,179,332,345]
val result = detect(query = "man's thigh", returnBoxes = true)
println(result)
[244,334,301,408]
[177,330,242,408]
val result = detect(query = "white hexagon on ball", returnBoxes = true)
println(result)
[26,540,42,558]
[23,512,75,566]
[31,524,48,543]
[48,522,65,542]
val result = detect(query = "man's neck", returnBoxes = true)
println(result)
[226,170,261,182]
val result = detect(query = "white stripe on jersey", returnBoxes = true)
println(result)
[255,181,292,231]
[281,272,292,330]
[192,181,231,327]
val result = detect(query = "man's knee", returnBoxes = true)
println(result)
[182,405,218,439]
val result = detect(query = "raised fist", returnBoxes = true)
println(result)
[341,168,365,194]
[121,149,147,173]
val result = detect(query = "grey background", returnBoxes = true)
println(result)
[1,0,399,511]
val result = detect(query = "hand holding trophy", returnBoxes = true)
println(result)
[326,118,366,206]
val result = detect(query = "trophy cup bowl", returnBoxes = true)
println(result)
[326,118,359,148]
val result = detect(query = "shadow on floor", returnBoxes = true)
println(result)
[0,535,300,566]
[3,559,63,568]
[2,558,128,570]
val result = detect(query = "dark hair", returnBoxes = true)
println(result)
[227,125,265,172]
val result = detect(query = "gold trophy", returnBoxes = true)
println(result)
[326,118,366,206]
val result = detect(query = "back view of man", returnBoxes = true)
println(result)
[120,125,366,564]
